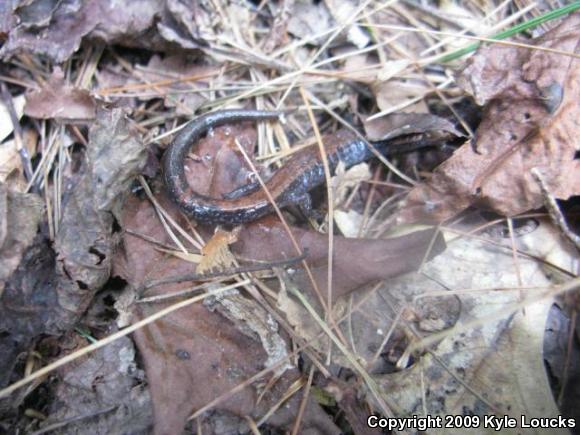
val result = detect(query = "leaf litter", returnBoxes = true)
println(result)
[396,13,580,224]
[0,2,579,435]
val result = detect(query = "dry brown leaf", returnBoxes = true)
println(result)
[0,0,167,63]
[396,13,580,224]
[24,68,97,121]
[0,106,145,393]
[235,216,445,306]
[115,195,340,435]
[370,219,575,431]
[0,127,37,187]
[364,112,462,142]
[197,227,240,274]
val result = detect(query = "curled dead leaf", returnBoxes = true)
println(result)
[397,13,580,224]
[364,112,463,142]
[197,227,241,274]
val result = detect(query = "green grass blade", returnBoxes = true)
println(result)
[440,3,580,63]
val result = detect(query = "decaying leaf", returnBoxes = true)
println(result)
[24,68,97,121]
[287,0,334,44]
[115,195,341,435]
[324,0,370,49]
[374,77,431,115]
[333,209,365,237]
[331,161,371,208]
[155,0,210,51]
[141,55,213,114]
[543,304,580,423]
[203,282,293,375]
[0,0,168,63]
[0,106,145,390]
[41,336,152,434]
[97,55,214,115]
[369,218,574,430]
[0,185,43,295]
[397,13,580,224]
[51,106,146,322]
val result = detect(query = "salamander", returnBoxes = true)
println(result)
[163,109,438,224]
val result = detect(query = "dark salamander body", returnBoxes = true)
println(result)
[163,109,422,224]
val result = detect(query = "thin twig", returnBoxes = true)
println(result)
[0,82,34,185]
[531,168,580,251]
[142,250,308,291]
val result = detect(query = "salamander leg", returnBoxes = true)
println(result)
[222,180,261,199]
[296,193,323,220]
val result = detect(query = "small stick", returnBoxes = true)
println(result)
[0,83,35,186]
[31,406,117,435]
[531,168,579,251]
[142,250,309,290]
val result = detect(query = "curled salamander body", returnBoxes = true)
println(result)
[163,109,429,224]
